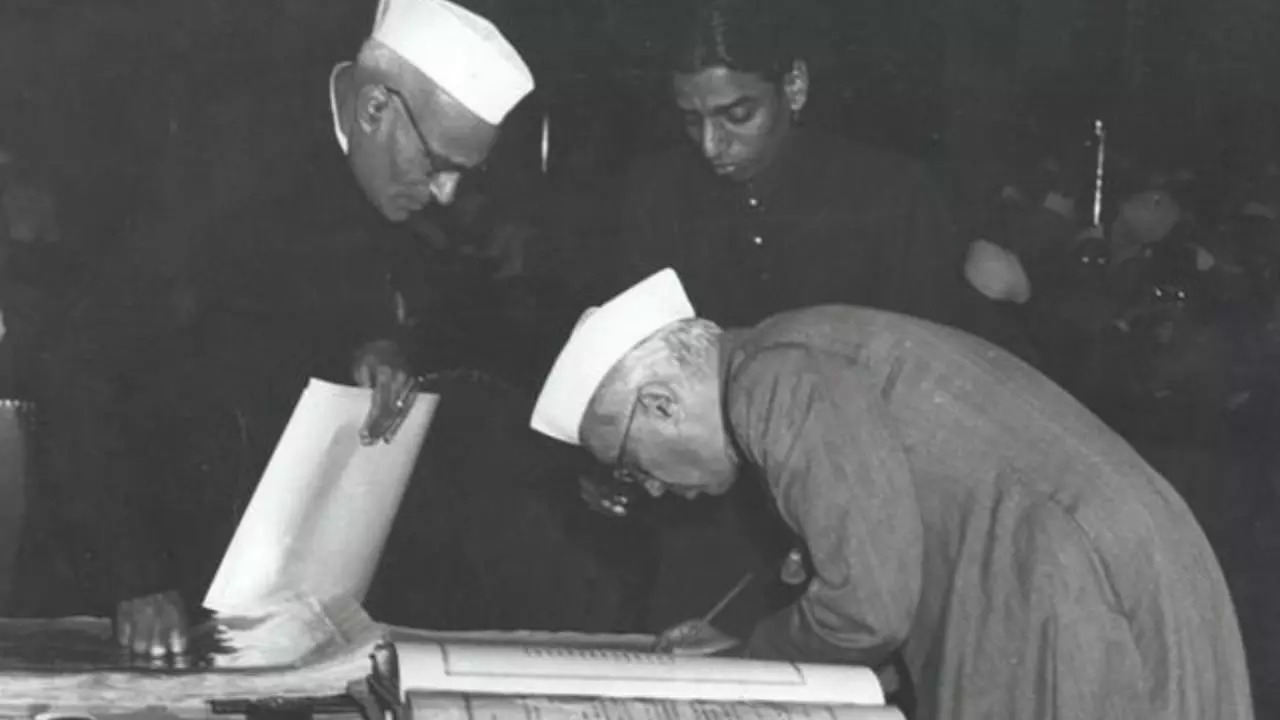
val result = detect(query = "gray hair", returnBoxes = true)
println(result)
[584,318,721,430]
[356,38,402,74]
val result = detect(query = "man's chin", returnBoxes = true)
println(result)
[712,164,757,184]
[704,477,735,496]
[381,204,413,223]
[673,478,732,500]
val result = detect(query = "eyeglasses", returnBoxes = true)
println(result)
[582,395,653,519]
[611,394,646,485]
[382,85,479,178]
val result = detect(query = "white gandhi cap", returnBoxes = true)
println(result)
[371,0,535,126]
[530,269,695,445]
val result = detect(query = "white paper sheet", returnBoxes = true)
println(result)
[204,378,439,614]
[389,626,660,652]
[395,640,885,707]
[408,694,907,720]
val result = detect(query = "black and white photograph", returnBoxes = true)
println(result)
[0,0,1275,717]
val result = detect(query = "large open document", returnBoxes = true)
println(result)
[407,694,906,720]
[0,373,907,720]
[0,603,904,719]
[384,629,886,707]
[204,378,439,614]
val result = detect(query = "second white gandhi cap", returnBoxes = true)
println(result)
[371,0,535,126]
[530,269,695,446]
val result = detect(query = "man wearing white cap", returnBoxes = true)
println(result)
[331,0,536,443]
[530,269,1253,720]
[330,0,534,220]
[100,0,536,657]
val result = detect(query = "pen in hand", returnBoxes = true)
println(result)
[652,572,755,654]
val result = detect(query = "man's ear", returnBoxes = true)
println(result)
[356,84,392,136]
[783,60,809,114]
[637,383,682,423]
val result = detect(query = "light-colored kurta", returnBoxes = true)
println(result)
[726,306,1253,720]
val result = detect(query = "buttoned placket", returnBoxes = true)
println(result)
[744,185,771,283]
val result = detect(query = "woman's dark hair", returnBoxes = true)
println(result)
[667,0,803,83]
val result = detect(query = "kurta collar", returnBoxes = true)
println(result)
[717,327,748,388]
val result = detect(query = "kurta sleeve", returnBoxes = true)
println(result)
[727,345,923,666]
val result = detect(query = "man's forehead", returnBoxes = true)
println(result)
[677,94,753,116]
[410,79,500,167]
[674,68,770,112]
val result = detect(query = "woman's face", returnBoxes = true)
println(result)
[672,63,806,183]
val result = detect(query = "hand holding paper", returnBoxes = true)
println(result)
[351,339,418,445]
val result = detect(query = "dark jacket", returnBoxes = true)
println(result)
[612,128,967,327]
[11,64,564,616]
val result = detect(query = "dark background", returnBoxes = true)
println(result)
[2,0,1278,266]
[1,0,1278,713]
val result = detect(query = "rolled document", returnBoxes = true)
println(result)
[204,378,438,614]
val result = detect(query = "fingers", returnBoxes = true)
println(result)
[147,611,169,658]
[360,369,416,445]
[381,378,417,443]
[117,593,188,659]
[651,620,697,653]
[164,598,189,656]
[359,365,392,445]
[115,599,134,647]
[653,621,741,657]
[125,598,156,655]
[353,360,374,389]
[650,627,675,653]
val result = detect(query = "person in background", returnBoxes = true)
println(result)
[598,0,972,645]
[612,0,963,327]
[16,0,538,659]
[530,268,1254,720]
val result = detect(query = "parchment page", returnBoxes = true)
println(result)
[407,693,906,720]
[395,641,885,706]
[204,378,439,614]
[389,627,726,658]
[388,626,659,652]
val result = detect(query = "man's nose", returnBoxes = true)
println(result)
[699,119,724,161]
[429,171,460,206]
